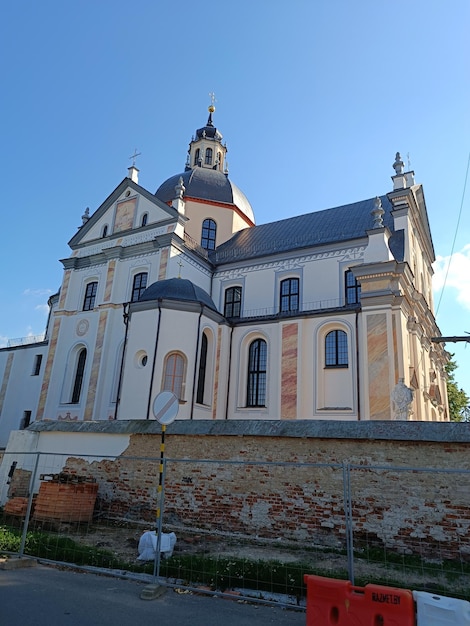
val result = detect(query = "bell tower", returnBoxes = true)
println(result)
[186,95,228,174]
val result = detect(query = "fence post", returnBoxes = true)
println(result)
[152,455,168,583]
[342,461,355,584]
[18,452,40,558]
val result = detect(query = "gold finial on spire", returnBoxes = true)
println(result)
[208,91,216,113]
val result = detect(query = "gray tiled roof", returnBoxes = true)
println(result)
[139,278,217,311]
[212,195,402,264]
[155,167,255,223]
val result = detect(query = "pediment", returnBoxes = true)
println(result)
[69,178,178,248]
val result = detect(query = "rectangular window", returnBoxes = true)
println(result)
[224,286,242,318]
[280,278,299,313]
[32,354,43,376]
[83,282,98,311]
[345,270,361,305]
[131,272,148,302]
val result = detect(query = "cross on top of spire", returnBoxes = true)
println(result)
[129,148,142,167]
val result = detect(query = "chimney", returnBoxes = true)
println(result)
[127,165,139,184]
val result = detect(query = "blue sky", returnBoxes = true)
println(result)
[1,1,469,395]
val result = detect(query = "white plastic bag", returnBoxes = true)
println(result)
[137,531,177,561]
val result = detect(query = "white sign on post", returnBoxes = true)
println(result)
[152,391,179,425]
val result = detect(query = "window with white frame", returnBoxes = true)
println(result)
[201,218,217,250]
[224,286,242,318]
[325,330,348,367]
[247,338,267,407]
[345,270,361,305]
[131,272,148,302]
[163,352,186,400]
[82,282,98,311]
[280,277,299,313]
[71,348,87,403]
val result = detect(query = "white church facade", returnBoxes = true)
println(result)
[0,106,449,447]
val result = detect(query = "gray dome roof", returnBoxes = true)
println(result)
[155,167,255,223]
[139,278,217,311]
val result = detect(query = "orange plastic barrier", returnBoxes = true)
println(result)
[304,574,416,625]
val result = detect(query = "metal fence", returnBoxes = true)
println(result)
[1,451,469,607]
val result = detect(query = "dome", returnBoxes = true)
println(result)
[138,278,217,311]
[155,167,255,224]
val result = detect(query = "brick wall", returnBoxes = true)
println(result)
[23,421,470,560]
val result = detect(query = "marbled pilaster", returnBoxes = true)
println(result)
[367,313,391,420]
[84,310,108,421]
[0,353,14,418]
[281,323,298,419]
[36,317,62,420]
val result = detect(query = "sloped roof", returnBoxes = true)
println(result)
[139,278,217,311]
[212,195,402,264]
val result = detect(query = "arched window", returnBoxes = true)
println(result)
[194,148,200,165]
[83,281,98,311]
[224,286,242,318]
[131,272,148,302]
[101,224,108,238]
[325,330,348,367]
[205,148,213,165]
[196,333,208,404]
[345,270,361,305]
[201,218,217,250]
[247,339,267,407]
[280,278,299,312]
[71,348,87,403]
[163,352,186,400]
[140,213,148,227]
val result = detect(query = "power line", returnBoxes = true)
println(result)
[435,151,470,316]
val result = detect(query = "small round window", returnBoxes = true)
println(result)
[135,350,148,368]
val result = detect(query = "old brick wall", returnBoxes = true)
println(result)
[28,420,470,562]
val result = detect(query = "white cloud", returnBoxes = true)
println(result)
[433,244,470,311]
[35,304,50,315]
[23,288,53,297]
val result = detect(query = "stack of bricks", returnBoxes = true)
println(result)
[4,496,35,517]
[33,475,98,523]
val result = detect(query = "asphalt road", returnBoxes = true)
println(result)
[0,563,306,626]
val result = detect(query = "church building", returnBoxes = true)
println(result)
[0,105,449,447]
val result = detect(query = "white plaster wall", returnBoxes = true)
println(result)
[184,199,250,248]
[0,429,130,505]
[62,264,107,312]
[118,308,159,419]
[0,345,46,447]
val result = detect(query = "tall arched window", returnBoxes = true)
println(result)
[140,213,148,227]
[194,148,200,165]
[280,278,299,312]
[196,333,208,404]
[247,339,267,407]
[201,218,217,250]
[325,330,348,367]
[71,348,87,403]
[131,272,148,302]
[163,352,186,400]
[101,224,108,238]
[205,148,213,165]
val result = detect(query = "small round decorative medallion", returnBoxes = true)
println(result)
[76,319,89,337]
